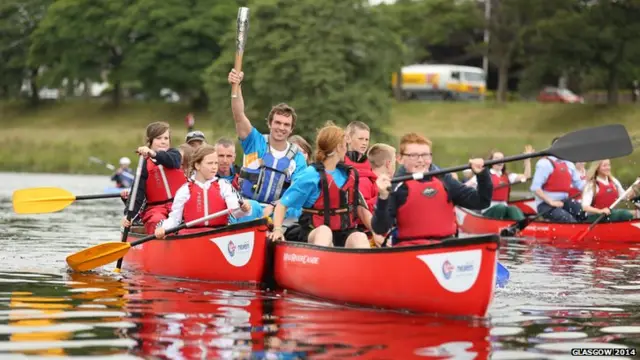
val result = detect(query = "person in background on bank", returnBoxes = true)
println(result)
[580,159,638,222]
[288,135,312,164]
[372,133,492,246]
[530,137,586,223]
[465,145,533,220]
[185,112,195,132]
[111,157,134,189]
[185,130,206,149]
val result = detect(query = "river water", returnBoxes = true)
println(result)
[1,172,639,359]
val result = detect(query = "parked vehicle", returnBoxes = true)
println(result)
[537,86,585,103]
[392,64,486,101]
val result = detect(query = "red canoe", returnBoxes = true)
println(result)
[455,207,640,242]
[509,197,537,215]
[272,235,500,317]
[123,219,270,283]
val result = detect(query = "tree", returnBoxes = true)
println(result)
[124,0,240,108]
[30,0,137,106]
[204,0,404,140]
[0,0,51,103]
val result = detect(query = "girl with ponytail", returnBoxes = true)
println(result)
[270,122,373,249]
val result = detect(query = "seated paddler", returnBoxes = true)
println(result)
[371,133,493,246]
[581,159,638,223]
[123,121,186,234]
[154,145,252,238]
[268,122,373,249]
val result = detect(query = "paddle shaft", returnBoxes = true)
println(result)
[77,193,122,200]
[391,151,545,184]
[130,209,233,247]
[116,155,145,270]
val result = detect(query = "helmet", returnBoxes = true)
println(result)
[119,157,131,165]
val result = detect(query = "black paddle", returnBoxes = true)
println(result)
[114,155,144,272]
[391,124,633,184]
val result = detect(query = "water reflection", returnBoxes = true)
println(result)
[3,173,640,359]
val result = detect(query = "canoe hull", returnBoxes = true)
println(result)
[273,235,499,317]
[509,197,537,216]
[123,219,270,283]
[455,207,640,242]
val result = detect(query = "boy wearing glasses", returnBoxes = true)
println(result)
[371,133,493,246]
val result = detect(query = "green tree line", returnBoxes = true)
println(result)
[2,0,639,133]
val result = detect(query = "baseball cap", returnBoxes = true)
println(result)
[119,157,131,165]
[185,130,206,144]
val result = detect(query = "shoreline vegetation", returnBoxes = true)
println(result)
[2,100,640,188]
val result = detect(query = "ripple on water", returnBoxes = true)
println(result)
[536,331,588,339]
[490,327,524,336]
[600,326,640,334]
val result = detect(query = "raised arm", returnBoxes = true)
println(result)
[228,69,253,140]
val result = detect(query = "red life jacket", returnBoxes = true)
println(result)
[343,155,372,174]
[396,176,456,242]
[301,163,359,231]
[491,172,510,202]
[182,180,229,227]
[591,178,619,209]
[145,159,187,205]
[541,157,573,193]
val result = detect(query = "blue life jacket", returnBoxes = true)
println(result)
[239,135,299,204]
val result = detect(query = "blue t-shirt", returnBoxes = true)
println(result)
[240,127,307,181]
[279,166,348,210]
[228,199,265,224]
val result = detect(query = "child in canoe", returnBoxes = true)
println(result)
[372,133,492,246]
[269,122,372,249]
[154,145,253,238]
[122,121,186,234]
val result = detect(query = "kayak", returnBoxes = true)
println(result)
[455,207,640,242]
[272,234,500,317]
[509,197,537,215]
[122,218,270,283]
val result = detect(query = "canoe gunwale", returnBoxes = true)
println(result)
[273,234,500,253]
[126,217,270,240]
[459,206,640,226]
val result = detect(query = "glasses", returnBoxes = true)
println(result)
[401,153,432,160]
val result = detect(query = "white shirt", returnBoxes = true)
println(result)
[581,176,626,209]
[161,176,250,229]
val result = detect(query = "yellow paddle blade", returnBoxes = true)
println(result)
[66,242,132,272]
[12,187,76,214]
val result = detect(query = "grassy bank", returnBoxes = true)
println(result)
[2,100,640,187]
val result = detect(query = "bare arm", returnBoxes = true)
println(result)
[228,70,252,140]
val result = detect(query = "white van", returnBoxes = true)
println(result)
[391,64,487,101]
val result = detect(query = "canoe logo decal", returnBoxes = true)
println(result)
[228,241,236,257]
[417,249,483,293]
[422,187,437,197]
[442,260,454,279]
[283,253,319,265]
[211,232,255,267]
